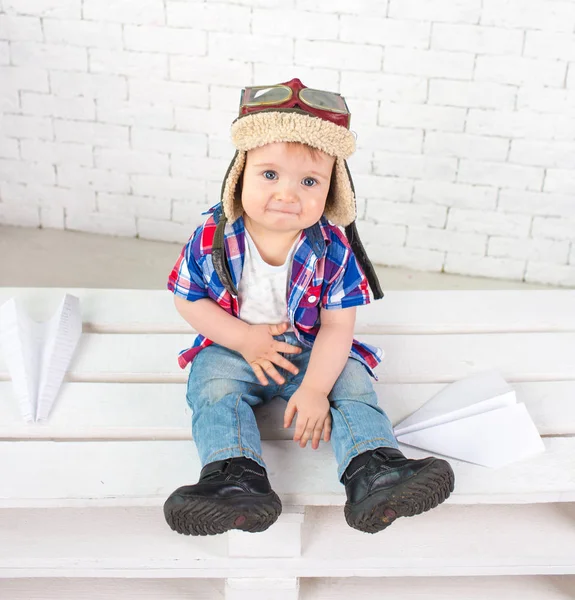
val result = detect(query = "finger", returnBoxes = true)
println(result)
[311,423,324,450]
[275,341,302,355]
[284,402,296,429]
[293,415,308,442]
[268,322,289,336]
[323,419,332,443]
[270,353,299,375]
[300,424,315,448]
[261,359,285,385]
[250,362,269,386]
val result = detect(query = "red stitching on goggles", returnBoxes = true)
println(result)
[239,78,351,129]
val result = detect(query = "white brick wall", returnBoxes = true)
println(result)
[0,0,574,288]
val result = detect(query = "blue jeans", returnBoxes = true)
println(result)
[186,332,399,481]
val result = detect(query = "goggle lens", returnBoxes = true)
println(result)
[243,85,292,106]
[299,88,348,113]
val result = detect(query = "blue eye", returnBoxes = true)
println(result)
[302,177,317,187]
[263,170,277,180]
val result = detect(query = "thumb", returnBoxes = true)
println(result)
[269,322,289,336]
[284,402,296,428]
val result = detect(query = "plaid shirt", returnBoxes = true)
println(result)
[167,205,383,378]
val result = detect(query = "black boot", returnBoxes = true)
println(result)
[342,447,455,534]
[164,457,282,536]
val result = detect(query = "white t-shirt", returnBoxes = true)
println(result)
[238,230,299,326]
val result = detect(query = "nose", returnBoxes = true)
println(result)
[276,180,298,203]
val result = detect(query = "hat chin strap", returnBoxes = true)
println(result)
[344,221,383,300]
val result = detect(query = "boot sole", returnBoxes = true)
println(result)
[344,458,455,534]
[164,492,282,536]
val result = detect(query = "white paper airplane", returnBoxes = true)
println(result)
[393,371,545,469]
[0,294,82,422]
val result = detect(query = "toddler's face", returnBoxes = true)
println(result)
[240,142,335,235]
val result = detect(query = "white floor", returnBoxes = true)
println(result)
[0,225,556,290]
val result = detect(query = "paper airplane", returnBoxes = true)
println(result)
[0,294,82,422]
[393,371,545,469]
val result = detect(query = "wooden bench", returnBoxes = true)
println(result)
[1,288,574,600]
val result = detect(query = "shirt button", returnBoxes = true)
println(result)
[308,295,317,303]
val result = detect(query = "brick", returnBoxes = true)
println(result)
[0,15,43,41]
[475,56,566,87]
[517,88,575,118]
[296,40,382,72]
[2,115,53,140]
[355,175,413,203]
[424,132,508,161]
[467,109,575,142]
[373,153,457,181]
[0,88,19,113]
[408,226,486,255]
[11,41,87,71]
[525,262,575,287]
[97,192,171,220]
[345,99,378,127]
[40,206,65,229]
[367,199,447,227]
[129,78,209,109]
[347,149,372,175]
[295,0,388,15]
[389,0,481,23]
[509,140,575,170]
[66,210,137,236]
[341,16,430,48]
[174,108,233,137]
[50,71,127,100]
[356,218,407,247]
[568,65,575,89]
[94,148,169,175]
[532,216,575,242]
[254,9,338,40]
[54,120,129,149]
[210,85,240,111]
[208,137,236,160]
[429,80,516,110]
[342,72,427,104]
[0,181,96,210]
[21,92,96,121]
[499,190,575,218]
[524,30,575,61]
[137,217,196,243]
[124,25,206,55]
[131,128,207,157]
[170,56,251,86]
[56,165,130,193]
[0,138,19,159]
[458,160,543,192]
[83,0,165,25]
[216,0,295,8]
[254,64,340,92]
[96,101,173,129]
[167,2,251,32]
[373,244,446,272]
[20,140,93,166]
[570,245,575,265]
[0,66,49,93]
[378,102,466,132]
[447,207,531,237]
[172,198,213,225]
[445,253,525,280]
[0,41,8,65]
[357,127,423,154]
[89,49,167,78]
[3,0,80,19]
[43,19,123,49]
[131,174,206,201]
[0,158,55,186]
[171,155,230,181]
[209,33,293,64]
[431,23,522,55]
[544,169,575,194]
[489,235,569,264]
[413,181,497,210]
[481,0,575,33]
[384,48,474,79]
[0,203,40,227]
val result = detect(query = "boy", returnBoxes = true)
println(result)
[164,79,454,536]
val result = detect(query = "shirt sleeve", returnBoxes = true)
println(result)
[167,226,209,301]
[322,245,371,310]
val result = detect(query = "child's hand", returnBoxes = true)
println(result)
[284,385,331,450]
[238,322,301,386]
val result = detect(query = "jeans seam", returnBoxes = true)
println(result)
[332,405,358,447]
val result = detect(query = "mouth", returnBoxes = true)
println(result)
[267,202,301,215]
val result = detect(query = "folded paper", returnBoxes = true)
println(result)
[0,294,82,422]
[393,371,545,468]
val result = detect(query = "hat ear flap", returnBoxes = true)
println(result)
[221,150,246,223]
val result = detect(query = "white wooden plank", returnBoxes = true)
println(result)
[0,438,573,507]
[2,576,573,600]
[225,578,299,600]
[0,504,574,577]
[1,381,574,439]
[2,332,575,383]
[1,288,574,334]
